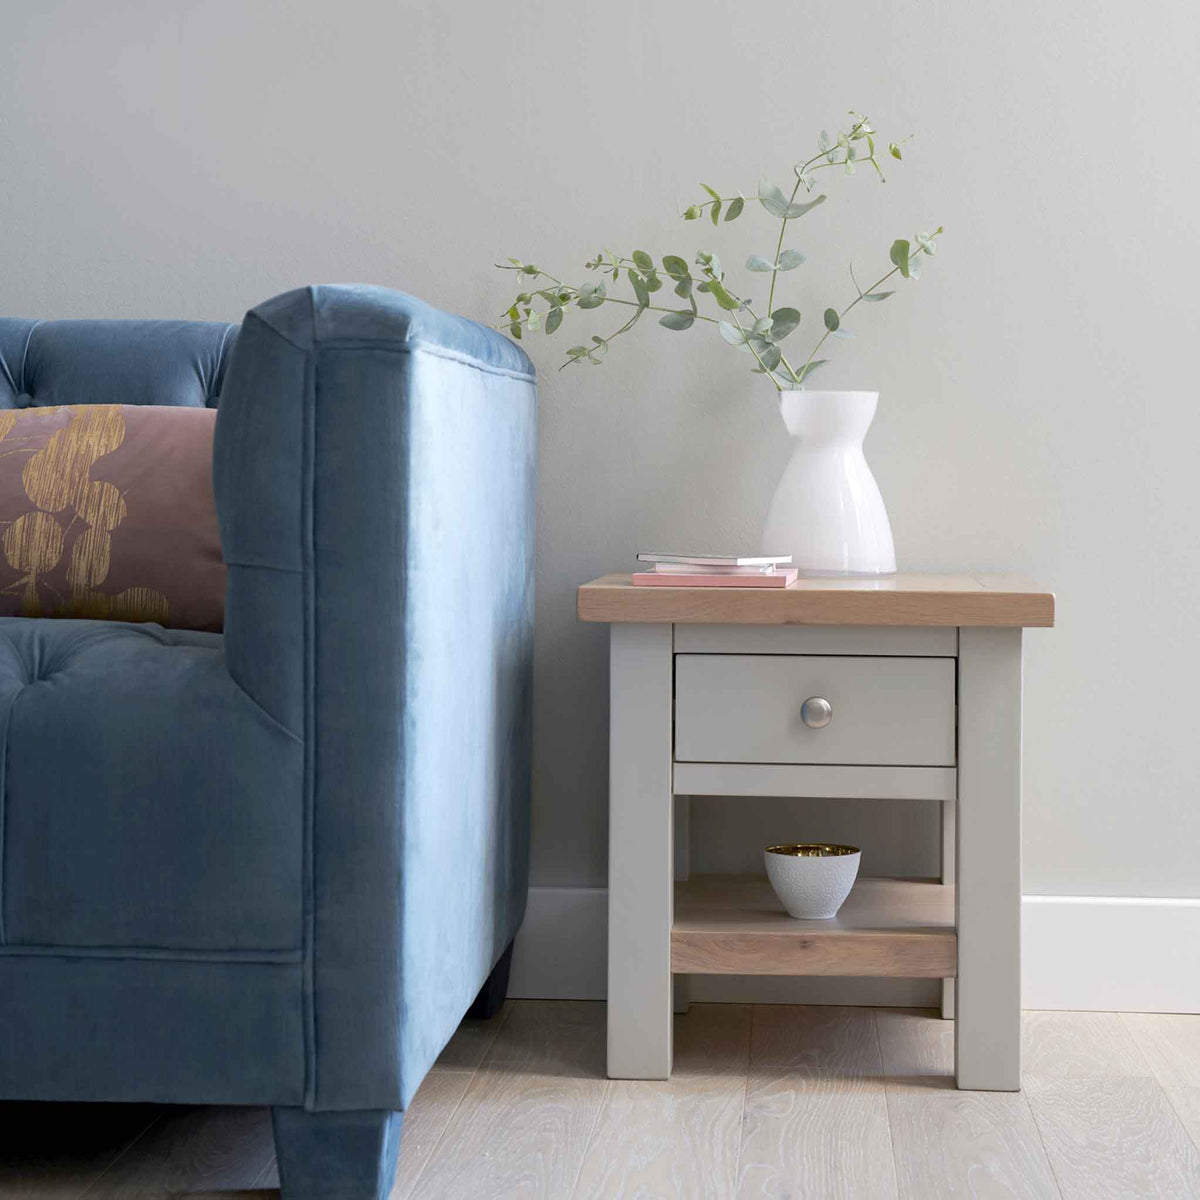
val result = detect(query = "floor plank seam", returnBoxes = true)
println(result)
[402,1003,515,1199]
[1161,1089,1200,1156]
[1020,1086,1066,1199]
[873,1009,906,1199]
[75,1112,163,1199]
[251,1151,278,1189]
[730,1005,755,1196]
[567,1077,613,1200]
[1122,1012,1200,1158]
[1120,1010,1163,1078]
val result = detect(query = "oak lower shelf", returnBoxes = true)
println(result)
[671,875,956,978]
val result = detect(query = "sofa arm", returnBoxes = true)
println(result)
[213,285,537,1110]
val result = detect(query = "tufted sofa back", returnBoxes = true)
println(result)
[0,320,240,410]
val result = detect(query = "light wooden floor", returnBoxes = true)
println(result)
[3,1002,1199,1199]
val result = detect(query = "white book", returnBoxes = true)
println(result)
[637,552,793,569]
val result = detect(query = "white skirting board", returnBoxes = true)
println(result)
[1022,893,1200,1013]
[510,886,1200,1013]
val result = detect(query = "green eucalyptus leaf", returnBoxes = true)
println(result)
[889,143,902,160]
[701,182,721,201]
[725,196,744,221]
[746,255,774,272]
[577,280,607,309]
[907,254,922,279]
[683,205,701,220]
[658,310,695,331]
[718,321,747,346]
[760,344,782,371]
[567,345,587,357]
[644,270,663,292]
[916,232,937,256]
[710,198,722,225]
[674,278,693,298]
[527,311,541,332]
[632,250,654,271]
[783,194,826,219]
[662,255,690,279]
[510,322,522,340]
[697,281,711,293]
[707,280,740,311]
[776,249,806,271]
[860,290,895,302]
[823,308,840,332]
[889,239,912,277]
[507,305,519,321]
[752,317,773,337]
[769,308,801,341]
[630,272,650,309]
[818,130,832,152]
[758,179,791,218]
[545,307,562,334]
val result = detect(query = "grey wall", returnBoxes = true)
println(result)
[2,0,1196,900]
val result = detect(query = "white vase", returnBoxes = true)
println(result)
[761,390,896,577]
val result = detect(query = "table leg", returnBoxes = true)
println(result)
[673,793,691,1015]
[940,799,956,1020]
[607,623,674,1079]
[955,627,1023,1090]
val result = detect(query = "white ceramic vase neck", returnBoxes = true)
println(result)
[761,389,896,577]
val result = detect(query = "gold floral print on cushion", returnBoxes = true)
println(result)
[2,510,64,616]
[0,405,225,631]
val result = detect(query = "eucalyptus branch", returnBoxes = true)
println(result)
[793,227,943,384]
[494,111,939,393]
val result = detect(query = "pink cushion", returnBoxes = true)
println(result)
[0,405,225,631]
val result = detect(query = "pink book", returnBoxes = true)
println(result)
[631,569,798,588]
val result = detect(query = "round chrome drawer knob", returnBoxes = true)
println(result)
[800,697,833,729]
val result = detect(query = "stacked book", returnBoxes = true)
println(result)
[631,553,797,588]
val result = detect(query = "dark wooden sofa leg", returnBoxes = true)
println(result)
[467,939,515,1020]
[271,1106,403,1200]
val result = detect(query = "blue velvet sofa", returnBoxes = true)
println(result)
[0,285,536,1198]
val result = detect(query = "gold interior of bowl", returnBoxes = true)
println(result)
[764,843,860,858]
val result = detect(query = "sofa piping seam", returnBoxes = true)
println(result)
[0,944,302,963]
[212,322,237,402]
[18,320,43,394]
[224,558,302,575]
[318,338,535,382]
[301,287,319,1110]
[250,298,533,381]
[226,675,303,745]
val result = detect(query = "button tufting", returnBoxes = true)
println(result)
[14,392,32,408]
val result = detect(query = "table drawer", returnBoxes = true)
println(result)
[674,654,955,766]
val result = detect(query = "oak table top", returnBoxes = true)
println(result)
[577,572,1054,627]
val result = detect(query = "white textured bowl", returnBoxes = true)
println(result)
[764,843,861,919]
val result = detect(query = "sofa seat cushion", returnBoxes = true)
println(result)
[0,618,302,952]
